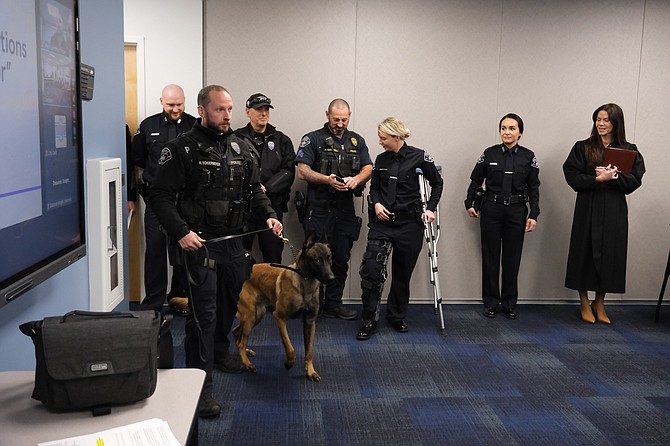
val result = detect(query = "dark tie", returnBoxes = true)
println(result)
[384,155,399,208]
[502,150,514,198]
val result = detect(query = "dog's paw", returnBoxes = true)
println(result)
[284,358,296,370]
[245,348,256,357]
[307,371,321,382]
[246,364,257,373]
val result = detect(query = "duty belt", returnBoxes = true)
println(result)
[485,191,527,205]
[385,210,419,223]
[309,198,354,210]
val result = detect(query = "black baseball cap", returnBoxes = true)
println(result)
[246,93,273,109]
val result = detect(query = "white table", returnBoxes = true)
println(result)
[0,368,205,445]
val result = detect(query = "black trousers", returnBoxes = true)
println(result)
[140,203,187,312]
[479,201,528,310]
[303,207,361,309]
[183,238,251,394]
[244,209,284,264]
[361,220,424,322]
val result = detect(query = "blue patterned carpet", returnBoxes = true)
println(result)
[168,304,670,445]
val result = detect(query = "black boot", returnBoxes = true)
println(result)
[356,320,378,340]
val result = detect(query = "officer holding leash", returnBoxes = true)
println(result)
[464,113,540,320]
[149,85,282,418]
[357,117,443,340]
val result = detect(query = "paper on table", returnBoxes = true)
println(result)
[37,418,180,446]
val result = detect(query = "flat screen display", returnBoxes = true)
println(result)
[0,0,85,308]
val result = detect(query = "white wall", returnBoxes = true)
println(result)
[124,0,202,120]
[128,0,669,304]
[203,0,669,304]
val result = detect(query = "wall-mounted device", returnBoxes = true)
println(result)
[80,63,95,101]
[87,158,124,311]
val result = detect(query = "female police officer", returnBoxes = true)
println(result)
[357,117,443,340]
[465,113,540,320]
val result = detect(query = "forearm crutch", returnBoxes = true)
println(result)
[416,167,446,336]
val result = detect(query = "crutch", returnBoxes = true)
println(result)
[416,166,446,336]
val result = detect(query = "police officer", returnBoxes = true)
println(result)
[132,84,196,314]
[235,93,295,263]
[295,98,373,320]
[465,113,540,320]
[148,85,282,418]
[356,117,443,340]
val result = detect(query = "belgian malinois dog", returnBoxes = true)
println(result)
[233,233,334,381]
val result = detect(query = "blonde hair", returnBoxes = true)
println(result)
[378,117,411,140]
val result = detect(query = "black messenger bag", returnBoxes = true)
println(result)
[19,310,161,414]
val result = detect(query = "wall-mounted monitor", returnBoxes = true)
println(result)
[0,0,85,308]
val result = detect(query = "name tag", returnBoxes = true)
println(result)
[150,132,160,136]
[489,162,498,166]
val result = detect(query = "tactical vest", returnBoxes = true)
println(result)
[316,129,362,178]
[178,133,253,233]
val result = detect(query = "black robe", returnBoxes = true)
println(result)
[563,141,645,293]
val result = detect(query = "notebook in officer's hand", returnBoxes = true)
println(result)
[604,147,637,174]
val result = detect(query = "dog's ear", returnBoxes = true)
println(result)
[303,231,317,251]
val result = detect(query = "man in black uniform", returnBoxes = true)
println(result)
[465,113,540,319]
[132,84,196,314]
[357,117,443,340]
[295,98,373,320]
[235,93,295,263]
[148,85,282,418]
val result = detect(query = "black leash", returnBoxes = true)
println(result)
[181,227,274,362]
[269,263,306,278]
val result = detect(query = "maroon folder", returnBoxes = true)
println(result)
[604,147,637,174]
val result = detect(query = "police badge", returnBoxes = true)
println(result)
[351,137,358,147]
[268,141,275,151]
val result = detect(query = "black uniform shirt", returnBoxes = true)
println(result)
[465,144,540,220]
[295,124,373,203]
[370,143,443,213]
[234,122,295,206]
[133,112,196,183]
[148,120,275,243]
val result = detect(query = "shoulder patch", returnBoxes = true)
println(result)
[477,152,485,164]
[531,156,539,169]
[158,147,172,165]
[424,152,434,163]
[296,148,304,158]
[231,141,241,155]
[299,135,311,148]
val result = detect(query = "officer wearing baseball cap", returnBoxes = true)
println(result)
[235,93,295,263]
[246,93,274,109]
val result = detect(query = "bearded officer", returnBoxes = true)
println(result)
[149,85,282,418]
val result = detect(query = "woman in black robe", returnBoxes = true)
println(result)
[563,103,645,324]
